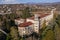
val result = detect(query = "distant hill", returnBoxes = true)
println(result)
[25,2,60,5]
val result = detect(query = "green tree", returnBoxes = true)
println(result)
[20,37,24,40]
[0,15,2,21]
[10,14,14,20]
[55,15,60,26]
[9,20,15,26]
[54,23,60,40]
[0,32,6,40]
[21,7,32,19]
[6,34,10,40]
[10,27,19,40]
[42,20,46,30]
[42,30,55,40]
[5,14,10,19]
[3,19,10,31]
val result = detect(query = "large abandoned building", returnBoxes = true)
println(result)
[15,8,56,37]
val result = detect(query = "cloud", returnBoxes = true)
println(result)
[0,0,60,4]
[1,0,19,4]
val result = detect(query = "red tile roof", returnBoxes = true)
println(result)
[18,22,33,27]
[28,13,50,20]
[15,13,50,20]
[40,14,50,18]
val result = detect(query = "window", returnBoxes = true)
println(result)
[23,31,25,33]
[36,26,37,27]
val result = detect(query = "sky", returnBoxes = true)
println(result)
[0,0,60,4]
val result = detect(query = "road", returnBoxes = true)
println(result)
[0,29,8,35]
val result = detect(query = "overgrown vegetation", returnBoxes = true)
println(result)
[0,7,60,40]
[40,14,60,40]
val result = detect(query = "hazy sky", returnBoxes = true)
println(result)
[0,0,60,4]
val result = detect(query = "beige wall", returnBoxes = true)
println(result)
[18,27,26,36]
[18,24,33,36]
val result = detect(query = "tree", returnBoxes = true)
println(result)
[9,20,15,26]
[10,14,14,20]
[20,37,24,40]
[10,27,19,40]
[21,7,32,19]
[5,14,10,19]
[6,34,10,40]
[42,20,46,30]
[42,30,55,40]
[3,19,10,32]
[55,15,60,26]
[54,23,60,40]
[0,15,2,21]
[0,32,6,40]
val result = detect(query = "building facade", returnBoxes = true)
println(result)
[15,8,56,37]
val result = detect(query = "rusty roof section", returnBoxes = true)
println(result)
[18,22,33,27]
[27,13,50,20]
[15,13,50,20]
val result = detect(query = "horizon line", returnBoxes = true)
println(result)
[0,1,60,4]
